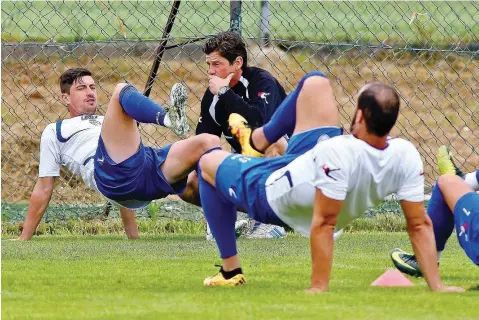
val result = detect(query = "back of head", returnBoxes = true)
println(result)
[203,31,247,70]
[357,82,400,137]
[59,68,92,94]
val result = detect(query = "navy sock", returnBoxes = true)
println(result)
[427,181,454,252]
[197,164,238,259]
[118,85,169,126]
[262,71,326,144]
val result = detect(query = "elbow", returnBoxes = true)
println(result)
[407,215,433,234]
[311,214,337,234]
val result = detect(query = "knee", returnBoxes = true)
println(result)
[301,75,331,95]
[197,134,221,152]
[112,83,129,101]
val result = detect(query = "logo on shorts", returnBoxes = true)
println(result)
[228,187,237,199]
[459,222,469,241]
[322,164,340,181]
[97,156,104,165]
[258,92,270,104]
[463,208,471,216]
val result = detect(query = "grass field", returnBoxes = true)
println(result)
[2,233,478,320]
[2,1,478,45]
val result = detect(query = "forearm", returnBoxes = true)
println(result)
[407,217,443,291]
[20,192,51,240]
[264,137,288,157]
[309,223,335,291]
[119,207,139,239]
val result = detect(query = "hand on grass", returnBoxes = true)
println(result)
[305,287,328,294]
[436,286,466,293]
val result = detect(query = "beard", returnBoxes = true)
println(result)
[350,109,359,133]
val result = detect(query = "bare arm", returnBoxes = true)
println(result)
[264,137,288,158]
[119,207,139,239]
[307,189,343,293]
[400,200,464,292]
[18,177,55,240]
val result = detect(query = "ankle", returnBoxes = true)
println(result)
[221,267,243,279]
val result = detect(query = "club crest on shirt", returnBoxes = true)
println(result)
[257,92,270,104]
[322,164,340,181]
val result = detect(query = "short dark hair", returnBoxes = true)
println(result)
[59,68,92,94]
[203,31,247,70]
[357,83,400,137]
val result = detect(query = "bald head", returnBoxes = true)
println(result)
[357,82,400,137]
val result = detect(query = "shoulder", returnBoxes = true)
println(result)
[244,66,277,82]
[41,122,57,139]
[313,135,356,160]
[201,88,213,102]
[388,137,420,155]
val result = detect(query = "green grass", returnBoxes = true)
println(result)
[2,1,478,45]
[2,233,478,319]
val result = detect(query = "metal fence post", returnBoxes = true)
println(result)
[230,0,242,35]
[259,0,270,47]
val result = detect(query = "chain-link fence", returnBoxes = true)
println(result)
[2,1,478,222]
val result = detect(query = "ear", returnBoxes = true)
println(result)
[234,56,243,70]
[61,93,70,106]
[356,109,364,123]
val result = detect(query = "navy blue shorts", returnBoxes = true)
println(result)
[94,136,187,209]
[454,192,479,265]
[215,126,342,226]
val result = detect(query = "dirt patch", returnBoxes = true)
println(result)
[2,46,478,205]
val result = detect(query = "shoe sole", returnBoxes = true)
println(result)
[169,83,189,138]
[390,248,423,278]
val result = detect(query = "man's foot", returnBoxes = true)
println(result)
[168,83,189,138]
[390,248,423,278]
[243,219,287,239]
[228,113,263,157]
[436,145,464,177]
[203,266,246,287]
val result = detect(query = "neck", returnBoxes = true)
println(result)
[355,131,388,150]
[229,69,243,87]
[69,110,95,118]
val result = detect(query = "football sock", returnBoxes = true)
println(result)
[197,162,238,259]
[221,267,243,279]
[464,170,479,191]
[262,71,326,144]
[427,180,454,253]
[119,85,171,127]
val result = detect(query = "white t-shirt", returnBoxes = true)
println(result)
[38,115,103,190]
[265,135,424,237]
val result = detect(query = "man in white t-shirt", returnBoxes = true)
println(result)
[18,68,140,240]
[19,68,221,240]
[195,72,464,293]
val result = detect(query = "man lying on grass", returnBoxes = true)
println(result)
[19,67,220,240]
[392,146,478,276]
[196,71,465,293]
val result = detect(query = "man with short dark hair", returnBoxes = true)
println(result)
[180,31,289,239]
[19,68,139,240]
[19,67,222,241]
[195,74,464,293]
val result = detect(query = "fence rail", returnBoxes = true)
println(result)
[2,1,478,222]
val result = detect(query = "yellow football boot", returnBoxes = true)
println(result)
[203,267,246,287]
[228,113,263,157]
[436,145,463,176]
